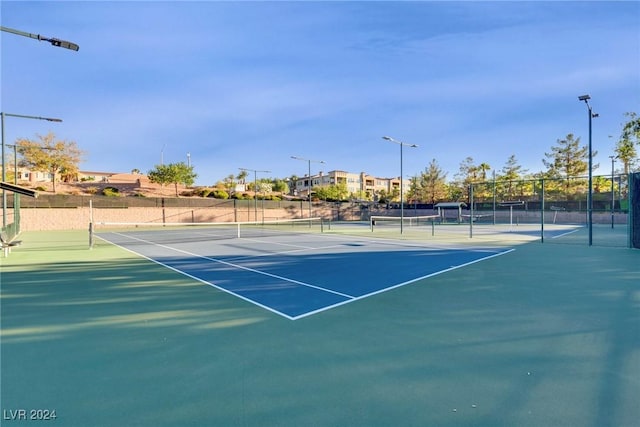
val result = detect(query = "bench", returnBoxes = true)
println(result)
[1,233,22,256]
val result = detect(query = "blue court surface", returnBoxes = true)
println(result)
[97,230,513,319]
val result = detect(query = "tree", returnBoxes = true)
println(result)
[223,174,236,193]
[543,133,598,198]
[454,157,479,184]
[148,162,197,197]
[450,157,478,203]
[615,112,640,175]
[236,169,249,184]
[407,176,420,203]
[271,179,289,193]
[498,155,528,200]
[313,183,349,201]
[420,159,448,204]
[473,162,492,201]
[543,133,597,177]
[17,132,84,193]
[478,162,491,181]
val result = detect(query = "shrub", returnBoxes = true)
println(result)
[35,186,47,191]
[102,186,120,197]
[211,190,229,199]
[192,187,212,197]
[85,186,98,195]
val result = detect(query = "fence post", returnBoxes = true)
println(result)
[540,178,545,243]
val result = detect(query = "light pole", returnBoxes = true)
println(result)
[187,152,191,167]
[239,168,270,222]
[1,112,63,227]
[291,156,325,219]
[382,136,418,234]
[1,26,80,51]
[610,155,617,229]
[578,95,598,246]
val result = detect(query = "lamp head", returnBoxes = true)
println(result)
[578,95,591,101]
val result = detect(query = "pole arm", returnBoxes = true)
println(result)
[2,112,63,122]
[1,26,79,51]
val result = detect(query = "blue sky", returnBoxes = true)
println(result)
[2,1,639,186]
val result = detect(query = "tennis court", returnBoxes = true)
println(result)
[94,220,514,319]
[2,226,639,427]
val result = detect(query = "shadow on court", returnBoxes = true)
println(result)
[1,231,638,427]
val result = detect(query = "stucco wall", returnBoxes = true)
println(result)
[15,206,628,231]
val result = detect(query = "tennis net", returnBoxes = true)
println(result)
[370,214,439,231]
[90,217,325,248]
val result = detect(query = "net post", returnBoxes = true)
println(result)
[237,222,241,238]
[89,199,94,249]
[469,184,474,239]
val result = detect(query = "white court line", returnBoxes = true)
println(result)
[551,227,582,239]
[223,242,356,263]
[95,235,299,319]
[97,231,514,320]
[101,232,357,301]
[238,236,317,250]
[291,248,516,320]
[281,229,502,253]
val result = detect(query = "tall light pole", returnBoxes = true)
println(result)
[578,95,598,246]
[1,112,63,227]
[382,136,418,234]
[291,156,325,219]
[239,168,270,222]
[1,26,80,51]
[610,155,617,229]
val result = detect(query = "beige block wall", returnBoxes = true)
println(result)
[15,206,627,231]
[18,206,316,231]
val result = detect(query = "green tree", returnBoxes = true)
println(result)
[17,132,84,193]
[543,133,597,177]
[236,169,249,184]
[420,159,448,204]
[543,133,598,198]
[407,176,420,203]
[148,162,197,197]
[615,112,640,175]
[478,162,491,181]
[271,179,289,193]
[313,183,349,201]
[498,155,528,200]
[223,174,236,193]
[454,157,479,184]
[450,157,478,203]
